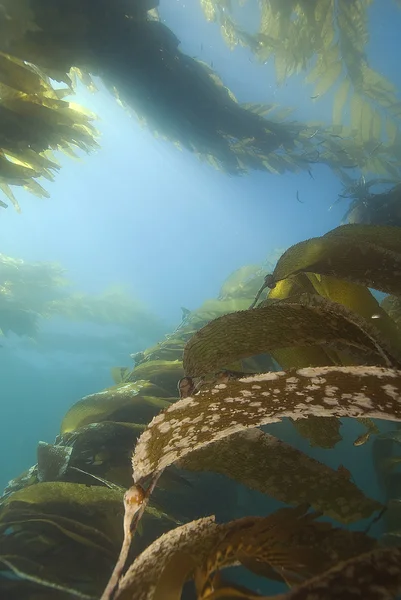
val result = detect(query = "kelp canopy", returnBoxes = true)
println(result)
[0,252,164,338]
[0,0,400,213]
[2,223,401,599]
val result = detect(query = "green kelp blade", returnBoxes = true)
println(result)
[132,366,401,482]
[0,484,125,597]
[269,225,401,297]
[110,367,131,385]
[182,298,399,378]
[324,224,401,252]
[126,360,184,396]
[219,265,265,299]
[0,482,124,537]
[60,381,173,433]
[180,429,381,523]
[0,556,93,599]
[0,512,117,558]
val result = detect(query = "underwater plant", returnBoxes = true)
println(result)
[1,1,401,209]
[1,223,401,598]
[201,1,401,151]
[336,178,401,227]
[0,253,164,338]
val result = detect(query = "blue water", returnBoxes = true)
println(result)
[0,0,401,597]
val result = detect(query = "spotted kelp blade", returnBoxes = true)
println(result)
[274,547,401,600]
[268,224,401,297]
[182,297,399,378]
[132,366,401,482]
[179,429,382,523]
[114,506,381,600]
[114,508,313,600]
[114,516,216,600]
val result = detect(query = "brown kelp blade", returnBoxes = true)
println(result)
[268,224,401,297]
[183,297,400,378]
[133,366,401,482]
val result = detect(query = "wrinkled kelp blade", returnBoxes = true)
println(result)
[133,366,401,481]
[183,299,399,377]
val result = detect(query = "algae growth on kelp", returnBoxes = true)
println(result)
[1,1,401,599]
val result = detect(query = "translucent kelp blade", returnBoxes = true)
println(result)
[179,429,381,524]
[60,381,173,433]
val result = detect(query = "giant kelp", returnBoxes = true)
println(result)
[2,224,401,599]
[253,224,401,299]
[337,179,401,228]
[132,366,401,481]
[200,1,401,180]
[0,253,164,338]
[1,0,399,209]
[0,49,99,209]
[182,297,401,378]
[102,357,401,598]
[180,429,381,523]
[112,507,385,600]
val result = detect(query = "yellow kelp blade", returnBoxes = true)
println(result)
[132,366,401,482]
[60,381,173,433]
[269,224,401,297]
[306,274,401,357]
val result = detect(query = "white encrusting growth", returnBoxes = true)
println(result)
[132,367,401,482]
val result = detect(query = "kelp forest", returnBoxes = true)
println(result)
[1,1,401,599]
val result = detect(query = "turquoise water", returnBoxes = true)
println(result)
[0,1,401,598]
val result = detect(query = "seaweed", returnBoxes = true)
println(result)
[1,1,401,209]
[0,253,164,338]
[201,1,401,174]
[2,224,401,599]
